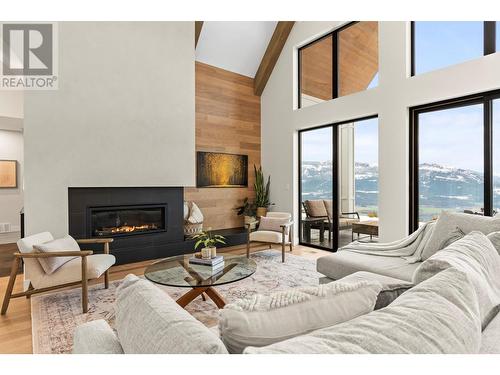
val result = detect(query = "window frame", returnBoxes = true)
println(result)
[298,21,379,109]
[409,89,500,233]
[410,21,497,77]
[297,114,378,251]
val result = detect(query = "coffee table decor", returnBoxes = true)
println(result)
[144,254,257,309]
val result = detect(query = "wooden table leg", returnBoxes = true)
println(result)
[176,287,208,308]
[175,286,226,309]
[205,287,226,308]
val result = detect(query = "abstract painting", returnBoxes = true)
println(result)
[196,152,248,188]
[0,160,17,188]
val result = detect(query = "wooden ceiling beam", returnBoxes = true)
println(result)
[254,21,295,96]
[195,21,204,48]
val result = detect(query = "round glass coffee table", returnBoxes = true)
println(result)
[144,254,257,309]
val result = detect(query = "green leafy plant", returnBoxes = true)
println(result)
[254,165,271,208]
[192,230,226,250]
[235,197,257,217]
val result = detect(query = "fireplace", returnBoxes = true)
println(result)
[89,204,167,238]
[68,187,185,264]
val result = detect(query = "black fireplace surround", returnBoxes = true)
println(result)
[68,187,248,265]
[69,187,185,265]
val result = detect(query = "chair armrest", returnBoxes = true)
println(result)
[77,238,114,244]
[14,250,93,258]
[245,221,259,228]
[279,221,294,228]
[341,212,360,219]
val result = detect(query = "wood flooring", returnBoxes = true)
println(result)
[0,243,330,354]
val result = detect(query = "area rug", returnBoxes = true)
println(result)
[31,250,321,354]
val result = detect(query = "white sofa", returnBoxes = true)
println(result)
[73,267,500,354]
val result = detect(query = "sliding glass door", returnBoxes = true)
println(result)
[299,116,379,251]
[299,126,336,250]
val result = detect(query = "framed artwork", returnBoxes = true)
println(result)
[196,152,248,188]
[0,160,17,188]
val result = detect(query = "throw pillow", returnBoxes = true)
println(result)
[244,268,481,354]
[413,231,500,329]
[421,211,500,260]
[218,274,382,353]
[33,235,80,274]
[258,216,290,234]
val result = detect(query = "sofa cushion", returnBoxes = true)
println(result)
[413,231,500,330]
[304,200,328,217]
[73,319,124,354]
[421,211,500,260]
[316,250,419,282]
[115,274,228,354]
[31,254,116,289]
[219,273,382,353]
[244,267,481,354]
[480,312,500,354]
[250,230,288,244]
[33,235,80,274]
[486,231,500,255]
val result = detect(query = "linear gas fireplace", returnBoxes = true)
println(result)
[68,187,185,264]
[89,204,167,238]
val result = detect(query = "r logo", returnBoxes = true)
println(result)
[2,23,53,76]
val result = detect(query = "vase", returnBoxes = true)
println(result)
[201,247,212,259]
[256,207,267,218]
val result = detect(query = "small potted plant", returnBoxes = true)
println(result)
[254,165,272,217]
[235,197,257,229]
[192,229,226,259]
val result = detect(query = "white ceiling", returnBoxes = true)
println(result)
[195,21,278,78]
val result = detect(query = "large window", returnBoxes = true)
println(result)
[410,91,500,231]
[412,21,498,76]
[298,22,378,108]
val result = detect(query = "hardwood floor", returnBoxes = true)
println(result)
[0,243,330,354]
[0,242,21,277]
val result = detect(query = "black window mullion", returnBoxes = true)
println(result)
[484,21,496,55]
[332,32,339,99]
[484,99,493,216]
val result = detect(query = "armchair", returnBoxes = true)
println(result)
[1,232,115,315]
[246,212,293,262]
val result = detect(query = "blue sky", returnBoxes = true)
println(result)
[302,22,500,173]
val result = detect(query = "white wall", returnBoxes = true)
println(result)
[0,130,23,242]
[24,22,195,237]
[262,21,500,242]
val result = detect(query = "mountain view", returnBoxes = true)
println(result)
[302,161,499,221]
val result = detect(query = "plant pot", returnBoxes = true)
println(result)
[202,246,216,259]
[256,207,267,218]
[244,215,257,229]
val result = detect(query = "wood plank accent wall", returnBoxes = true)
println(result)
[184,62,261,230]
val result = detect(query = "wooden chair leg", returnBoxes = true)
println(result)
[269,244,272,249]
[1,257,21,315]
[26,283,34,299]
[246,239,250,258]
[104,270,109,289]
[289,225,294,252]
[81,256,88,313]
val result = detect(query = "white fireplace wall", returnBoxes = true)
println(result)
[24,22,196,237]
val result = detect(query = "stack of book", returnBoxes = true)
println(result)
[188,255,225,276]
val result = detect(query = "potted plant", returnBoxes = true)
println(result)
[254,165,272,217]
[235,197,257,229]
[192,229,226,259]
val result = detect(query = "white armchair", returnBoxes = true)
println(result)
[246,212,294,262]
[1,232,116,315]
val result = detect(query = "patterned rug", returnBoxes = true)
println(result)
[31,250,321,354]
